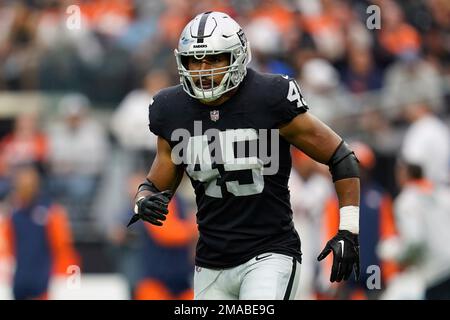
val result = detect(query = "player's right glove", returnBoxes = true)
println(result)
[317,230,360,282]
[127,190,172,227]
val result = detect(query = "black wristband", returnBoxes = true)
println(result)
[137,179,161,194]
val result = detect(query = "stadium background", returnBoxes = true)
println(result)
[0,0,449,299]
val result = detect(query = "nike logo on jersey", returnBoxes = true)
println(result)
[255,254,272,261]
[338,240,345,258]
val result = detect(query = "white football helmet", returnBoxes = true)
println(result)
[174,11,252,102]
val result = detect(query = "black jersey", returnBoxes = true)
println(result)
[148,68,309,268]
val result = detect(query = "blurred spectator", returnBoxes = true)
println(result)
[0,112,48,199]
[289,147,334,299]
[383,50,444,113]
[108,172,197,300]
[379,159,450,299]
[110,69,171,172]
[247,0,297,63]
[250,0,296,35]
[47,93,110,221]
[300,0,348,62]
[0,2,42,90]
[157,0,192,47]
[133,196,196,300]
[357,108,404,195]
[79,0,134,38]
[358,108,402,155]
[107,172,146,298]
[401,101,450,185]
[344,13,372,52]
[192,0,236,18]
[300,58,352,124]
[0,112,48,172]
[323,142,399,300]
[424,0,450,73]
[36,1,103,62]
[0,164,79,299]
[376,0,421,62]
[342,46,383,94]
[246,18,283,58]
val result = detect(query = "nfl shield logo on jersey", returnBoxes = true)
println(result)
[210,110,220,122]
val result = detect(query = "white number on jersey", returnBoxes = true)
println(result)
[287,80,307,108]
[185,129,264,198]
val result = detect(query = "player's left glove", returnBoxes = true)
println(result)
[317,230,360,282]
[127,190,172,227]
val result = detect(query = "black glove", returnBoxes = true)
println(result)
[127,190,172,227]
[317,230,360,282]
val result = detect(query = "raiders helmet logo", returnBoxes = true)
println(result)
[237,29,246,47]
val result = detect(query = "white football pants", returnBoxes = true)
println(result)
[194,253,301,300]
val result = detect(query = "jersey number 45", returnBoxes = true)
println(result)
[185,129,264,198]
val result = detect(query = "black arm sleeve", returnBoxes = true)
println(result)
[327,141,360,182]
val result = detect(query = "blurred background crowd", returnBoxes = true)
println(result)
[0,0,449,300]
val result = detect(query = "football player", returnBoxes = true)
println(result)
[128,11,360,300]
